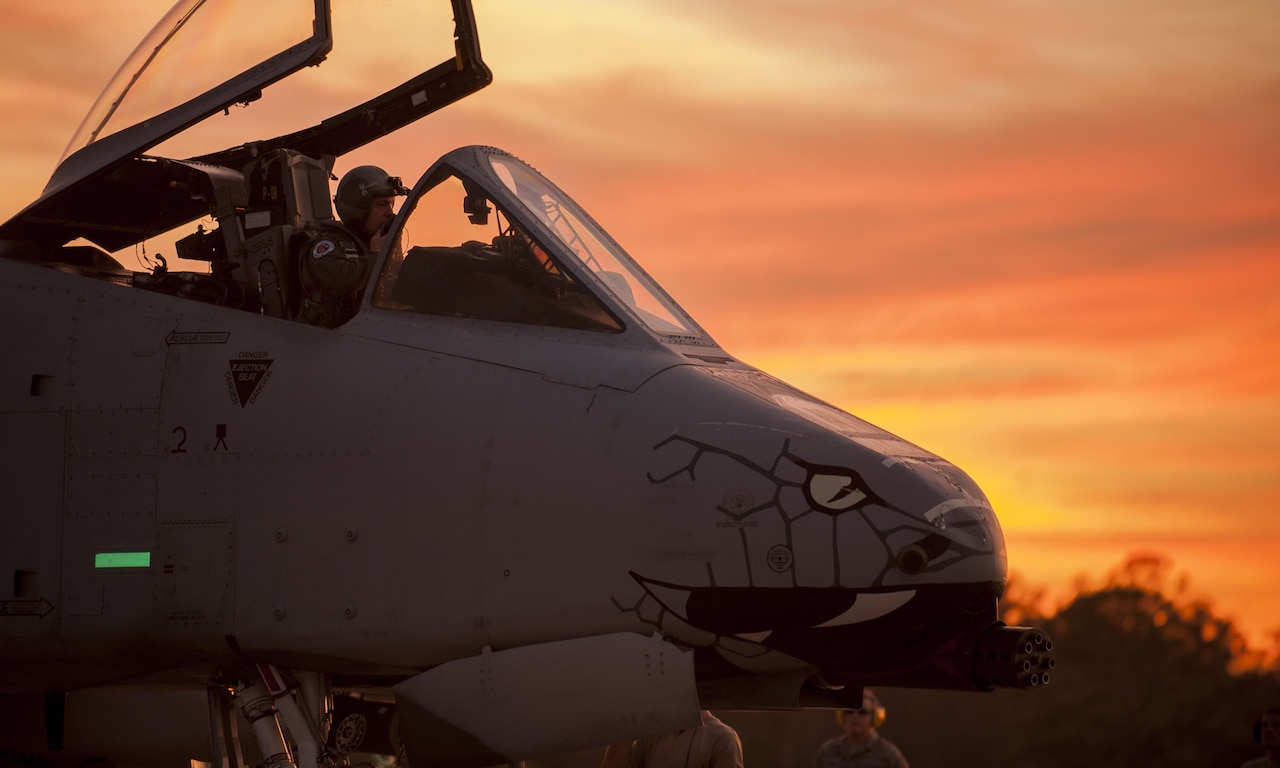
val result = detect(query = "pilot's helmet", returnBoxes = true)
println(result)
[334,165,408,229]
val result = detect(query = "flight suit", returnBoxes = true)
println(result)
[297,225,371,327]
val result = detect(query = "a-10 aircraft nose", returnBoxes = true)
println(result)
[620,365,1044,694]
[638,365,1008,587]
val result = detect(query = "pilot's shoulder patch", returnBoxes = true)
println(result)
[311,239,338,259]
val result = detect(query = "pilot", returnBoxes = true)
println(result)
[298,165,408,327]
[815,689,908,768]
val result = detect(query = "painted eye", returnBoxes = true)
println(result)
[808,473,868,511]
[797,461,882,515]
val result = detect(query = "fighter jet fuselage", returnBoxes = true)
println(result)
[0,2,1052,766]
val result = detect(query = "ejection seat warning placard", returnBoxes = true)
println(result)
[227,354,274,407]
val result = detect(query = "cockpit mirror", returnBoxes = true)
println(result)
[463,193,492,225]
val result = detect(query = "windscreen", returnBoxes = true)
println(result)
[487,154,702,338]
[373,170,623,334]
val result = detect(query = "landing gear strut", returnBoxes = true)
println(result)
[208,664,334,768]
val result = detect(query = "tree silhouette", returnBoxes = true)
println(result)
[849,553,1280,768]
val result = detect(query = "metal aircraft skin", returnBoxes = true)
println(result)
[0,1,1054,766]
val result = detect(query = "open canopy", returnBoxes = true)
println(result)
[0,0,491,253]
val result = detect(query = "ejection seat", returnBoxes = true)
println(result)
[239,149,338,320]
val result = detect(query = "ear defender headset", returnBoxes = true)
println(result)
[835,691,887,730]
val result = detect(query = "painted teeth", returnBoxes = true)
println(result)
[813,590,915,629]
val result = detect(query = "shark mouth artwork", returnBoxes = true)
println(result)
[623,402,1053,693]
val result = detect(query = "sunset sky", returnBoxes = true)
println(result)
[2,1,1277,649]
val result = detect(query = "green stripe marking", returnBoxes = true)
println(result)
[94,552,151,569]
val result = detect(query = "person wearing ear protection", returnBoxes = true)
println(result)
[815,689,907,768]
[298,165,408,327]
[1242,706,1280,768]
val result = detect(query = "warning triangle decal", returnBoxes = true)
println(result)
[228,359,274,408]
